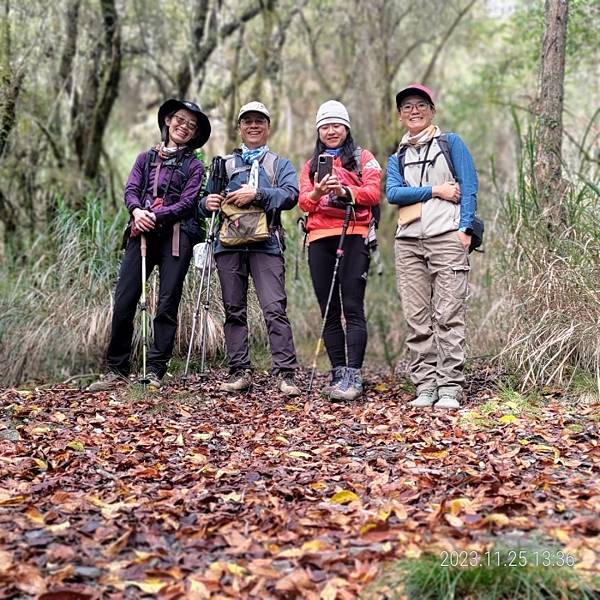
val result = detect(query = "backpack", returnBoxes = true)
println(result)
[219,151,279,247]
[140,148,207,241]
[397,134,483,253]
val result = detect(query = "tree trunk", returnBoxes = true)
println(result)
[535,0,568,209]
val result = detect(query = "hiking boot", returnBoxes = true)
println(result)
[140,371,162,388]
[278,372,301,397]
[435,393,461,410]
[409,388,438,408]
[87,371,126,392]
[219,369,252,392]
[330,367,363,402]
[321,366,346,395]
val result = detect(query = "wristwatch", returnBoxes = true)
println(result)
[255,188,264,205]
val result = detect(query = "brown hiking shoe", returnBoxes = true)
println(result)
[219,369,252,392]
[278,373,301,397]
[87,372,126,392]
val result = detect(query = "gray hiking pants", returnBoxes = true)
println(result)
[215,251,298,375]
[394,231,470,396]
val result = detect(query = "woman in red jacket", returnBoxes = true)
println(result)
[299,101,381,400]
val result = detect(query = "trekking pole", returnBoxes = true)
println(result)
[139,234,150,386]
[307,204,353,394]
[183,156,227,378]
[183,211,218,378]
[198,213,219,375]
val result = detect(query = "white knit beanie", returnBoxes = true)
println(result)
[315,100,351,130]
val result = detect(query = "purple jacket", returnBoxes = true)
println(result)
[124,150,204,227]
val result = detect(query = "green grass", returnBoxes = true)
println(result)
[363,547,600,599]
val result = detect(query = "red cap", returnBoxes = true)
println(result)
[395,84,435,109]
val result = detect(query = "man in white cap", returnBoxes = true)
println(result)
[198,101,301,396]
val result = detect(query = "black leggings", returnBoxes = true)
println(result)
[308,234,370,369]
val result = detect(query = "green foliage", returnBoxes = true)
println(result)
[363,547,600,600]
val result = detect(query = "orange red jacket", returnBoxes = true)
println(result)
[298,148,382,242]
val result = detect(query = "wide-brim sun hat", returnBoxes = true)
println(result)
[158,99,211,149]
[395,84,435,109]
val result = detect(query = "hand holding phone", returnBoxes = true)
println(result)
[316,154,334,182]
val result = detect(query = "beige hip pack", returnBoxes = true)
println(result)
[219,202,269,246]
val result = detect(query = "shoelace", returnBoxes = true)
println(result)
[338,369,354,391]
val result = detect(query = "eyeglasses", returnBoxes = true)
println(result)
[171,114,198,132]
[399,101,431,114]
[240,116,268,126]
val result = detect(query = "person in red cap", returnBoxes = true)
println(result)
[386,84,478,410]
[88,99,211,391]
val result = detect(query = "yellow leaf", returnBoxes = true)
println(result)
[329,490,359,505]
[192,432,213,441]
[0,495,27,506]
[499,414,518,424]
[483,513,509,526]
[504,400,519,410]
[284,404,300,412]
[377,507,392,522]
[449,498,472,515]
[226,563,247,576]
[518,438,530,445]
[420,449,449,459]
[360,522,378,535]
[532,444,560,462]
[125,578,167,594]
[309,481,327,490]
[549,527,571,543]
[32,458,48,470]
[46,520,70,533]
[66,441,85,452]
[275,435,289,444]
[393,433,404,441]
[288,451,312,459]
[17,390,34,399]
[25,506,45,524]
[301,539,330,552]
[30,427,50,435]
[277,547,303,558]
[175,433,185,446]
[374,383,387,392]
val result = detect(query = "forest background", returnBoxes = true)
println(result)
[0,0,598,393]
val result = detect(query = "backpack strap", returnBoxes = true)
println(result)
[352,147,363,179]
[396,135,457,181]
[224,151,280,187]
[436,133,457,180]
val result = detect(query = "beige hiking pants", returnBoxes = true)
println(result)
[394,231,470,397]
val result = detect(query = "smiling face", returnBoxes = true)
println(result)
[239,112,270,149]
[317,122,348,149]
[398,94,435,135]
[165,109,198,146]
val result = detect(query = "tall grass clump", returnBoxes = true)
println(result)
[497,118,600,391]
[0,199,270,385]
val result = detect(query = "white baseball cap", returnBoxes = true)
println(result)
[238,101,271,122]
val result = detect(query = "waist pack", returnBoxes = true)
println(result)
[468,215,484,253]
[219,202,269,246]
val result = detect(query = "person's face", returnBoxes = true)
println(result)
[166,109,198,146]
[318,122,348,149]
[239,112,270,148]
[398,95,435,135]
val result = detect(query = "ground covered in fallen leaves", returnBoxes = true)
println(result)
[1,367,599,599]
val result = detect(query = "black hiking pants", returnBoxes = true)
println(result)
[308,234,370,369]
[106,229,193,378]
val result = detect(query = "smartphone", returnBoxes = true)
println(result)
[317,154,334,182]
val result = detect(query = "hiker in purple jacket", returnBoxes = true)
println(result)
[88,99,211,391]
